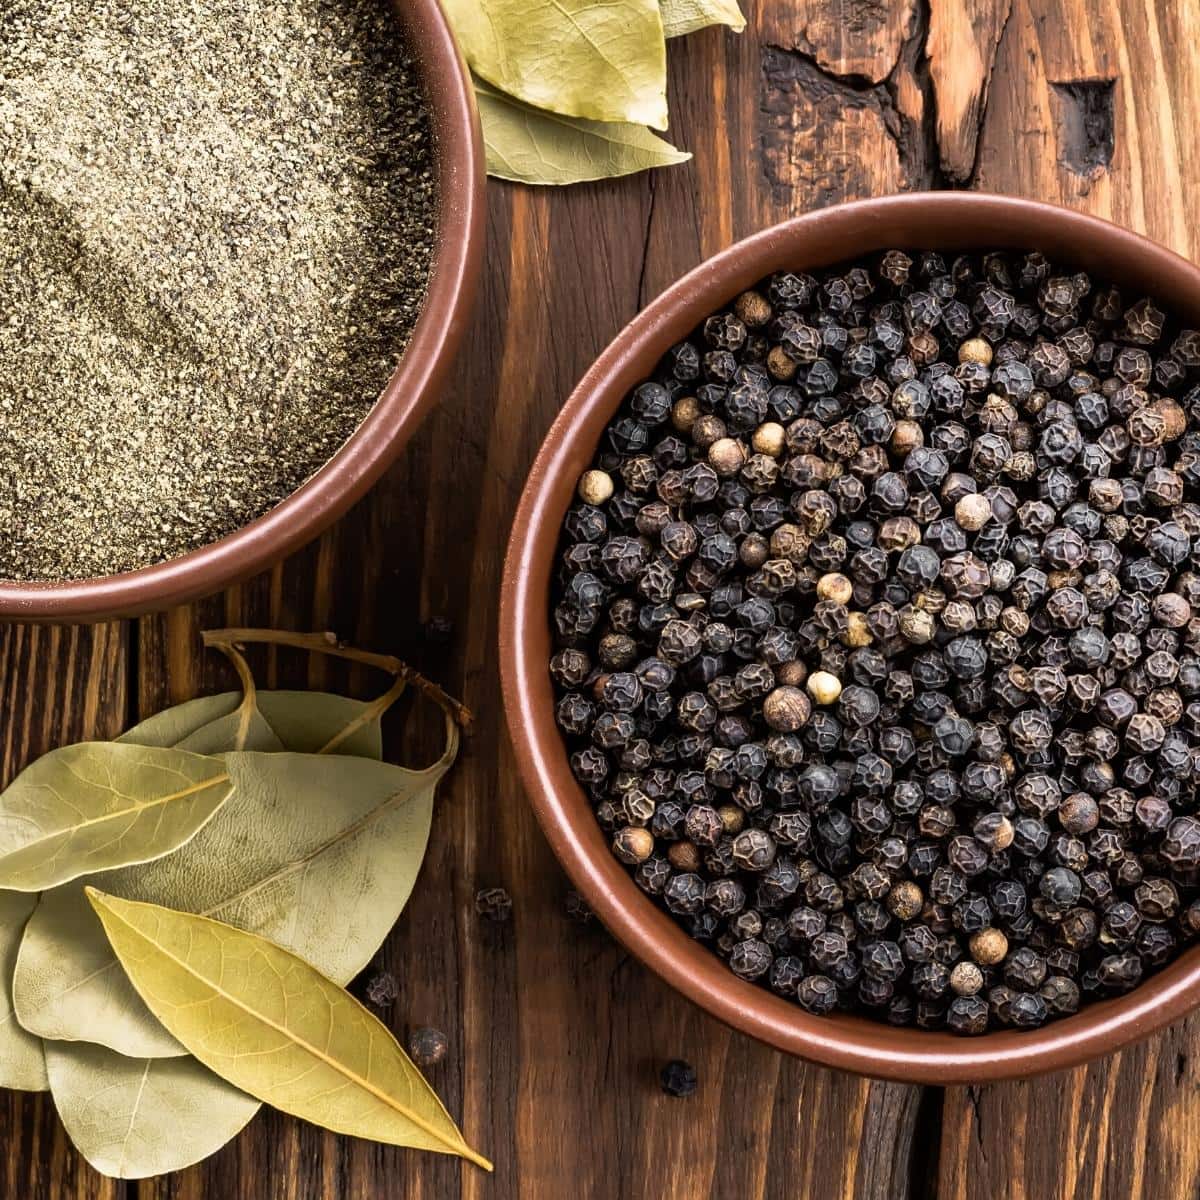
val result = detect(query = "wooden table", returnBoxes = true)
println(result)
[5,0,1200,1196]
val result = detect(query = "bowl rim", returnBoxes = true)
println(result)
[0,0,485,621]
[500,192,1200,1084]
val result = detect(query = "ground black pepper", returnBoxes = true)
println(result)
[0,0,435,580]
[550,248,1200,1034]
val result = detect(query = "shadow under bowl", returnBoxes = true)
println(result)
[500,192,1200,1084]
[0,0,485,622]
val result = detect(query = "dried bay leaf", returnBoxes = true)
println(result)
[659,0,745,37]
[477,80,689,185]
[120,690,383,759]
[15,744,451,1057]
[240,691,384,759]
[116,692,242,748]
[46,1040,259,1179]
[88,892,492,1170]
[0,743,233,891]
[444,0,668,129]
[0,891,46,1091]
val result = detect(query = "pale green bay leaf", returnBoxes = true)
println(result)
[444,0,668,129]
[659,0,745,37]
[46,1040,259,1179]
[249,692,383,759]
[121,690,382,759]
[117,693,242,748]
[174,705,284,754]
[15,748,447,1057]
[477,81,689,185]
[88,893,491,1170]
[0,743,232,891]
[0,891,46,1090]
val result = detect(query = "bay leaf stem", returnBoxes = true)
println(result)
[201,629,474,729]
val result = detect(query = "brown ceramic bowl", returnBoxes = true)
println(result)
[501,193,1200,1083]
[0,0,484,622]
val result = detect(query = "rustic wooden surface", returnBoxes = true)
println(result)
[5,0,1200,1196]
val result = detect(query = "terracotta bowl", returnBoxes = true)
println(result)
[0,0,484,622]
[500,193,1200,1083]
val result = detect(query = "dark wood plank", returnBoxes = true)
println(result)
[0,625,128,1200]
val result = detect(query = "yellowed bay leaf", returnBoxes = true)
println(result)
[477,80,689,185]
[15,747,447,1056]
[88,892,492,1170]
[46,1040,259,1178]
[444,0,668,128]
[0,891,45,1090]
[659,0,745,37]
[0,743,232,891]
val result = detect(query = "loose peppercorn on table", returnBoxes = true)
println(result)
[4,2,1200,1198]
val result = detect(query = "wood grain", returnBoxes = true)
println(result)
[5,0,1200,1196]
[927,0,1012,181]
[0,626,128,1200]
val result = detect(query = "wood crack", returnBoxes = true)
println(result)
[925,0,1014,183]
[1050,77,1116,180]
[759,44,910,203]
[636,170,658,309]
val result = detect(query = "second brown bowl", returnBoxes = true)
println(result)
[501,192,1200,1084]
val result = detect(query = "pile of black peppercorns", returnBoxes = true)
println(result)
[549,248,1200,1035]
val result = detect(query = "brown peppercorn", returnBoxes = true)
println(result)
[1059,792,1100,835]
[969,927,1009,965]
[909,330,940,366]
[898,605,935,644]
[613,826,654,865]
[767,345,798,381]
[1154,397,1188,441]
[668,841,702,872]
[762,686,812,732]
[878,516,922,551]
[954,493,992,531]
[692,413,727,450]
[408,1026,448,1068]
[816,572,853,605]
[949,961,984,996]
[769,523,809,563]
[777,660,808,688]
[752,421,786,457]
[891,419,924,458]
[671,396,700,433]
[886,880,924,920]
[958,337,993,366]
[1152,592,1192,628]
[708,437,747,477]
[734,289,772,328]
[577,469,614,506]
[718,804,745,835]
[740,532,769,568]
[1128,406,1167,447]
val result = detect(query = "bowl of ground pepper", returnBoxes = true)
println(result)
[0,0,482,620]
[501,193,1200,1082]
